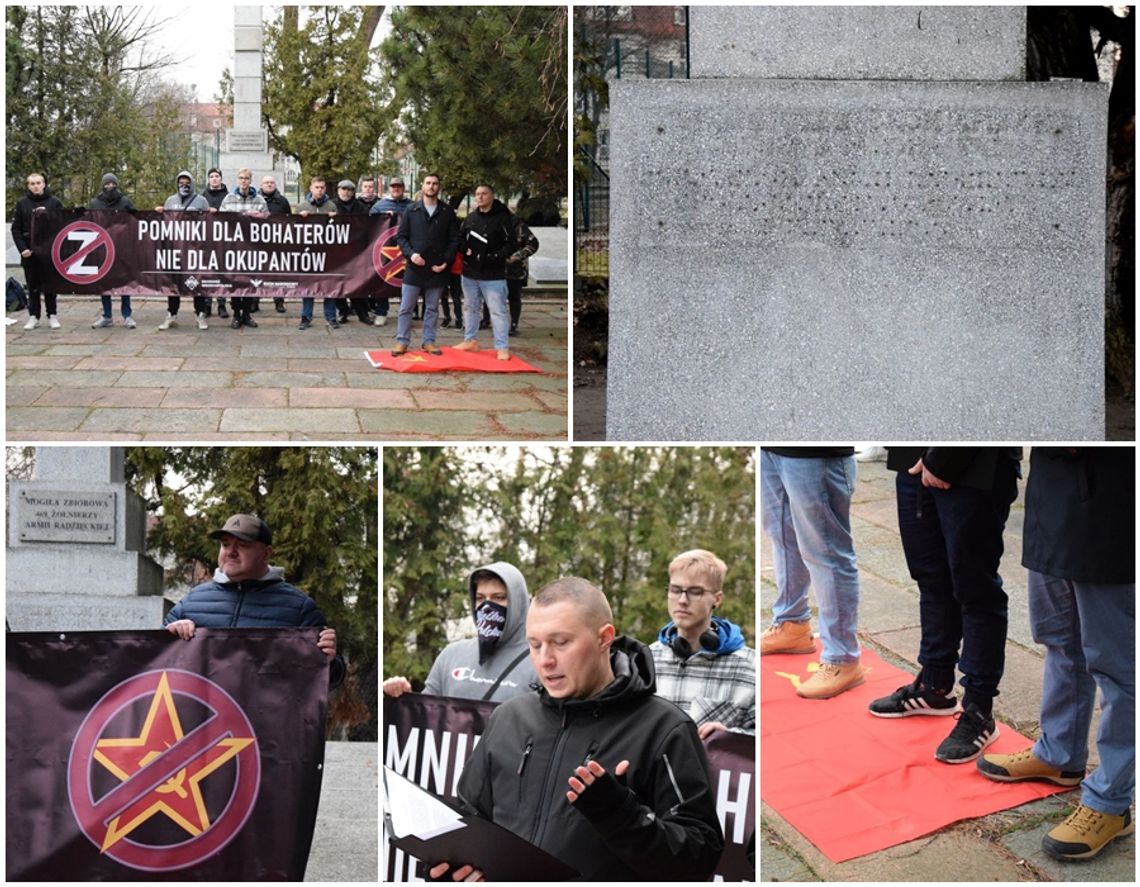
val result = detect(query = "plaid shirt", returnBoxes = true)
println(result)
[649,640,756,734]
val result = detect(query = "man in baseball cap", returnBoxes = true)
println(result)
[164,513,344,687]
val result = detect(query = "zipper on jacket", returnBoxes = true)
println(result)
[529,707,571,847]
[230,585,246,627]
[581,739,599,766]
[517,737,534,776]
[517,736,534,805]
[662,752,686,815]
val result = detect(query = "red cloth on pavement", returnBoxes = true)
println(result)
[365,347,541,373]
[761,641,1070,862]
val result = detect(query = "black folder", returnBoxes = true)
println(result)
[383,766,579,881]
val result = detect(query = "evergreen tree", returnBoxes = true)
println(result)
[379,6,567,203]
[125,447,378,740]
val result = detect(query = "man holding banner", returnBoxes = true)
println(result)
[429,576,723,882]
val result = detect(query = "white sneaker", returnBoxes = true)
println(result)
[23,316,38,330]
[92,316,112,329]
[123,317,137,329]
[856,446,887,463]
[373,315,387,326]
[48,315,61,329]
[196,312,209,330]
[157,312,176,331]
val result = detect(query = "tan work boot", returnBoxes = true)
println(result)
[797,662,866,699]
[760,620,815,655]
[453,339,480,352]
[497,349,510,361]
[977,747,1084,786]
[1043,804,1134,860]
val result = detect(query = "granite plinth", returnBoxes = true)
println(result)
[690,6,1026,80]
[608,79,1107,440]
[10,550,165,596]
[6,593,167,630]
[529,256,569,284]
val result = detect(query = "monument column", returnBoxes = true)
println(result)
[7,447,167,630]
[220,5,274,177]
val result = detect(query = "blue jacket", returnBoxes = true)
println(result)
[165,567,345,688]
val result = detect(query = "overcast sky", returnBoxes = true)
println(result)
[148,5,391,102]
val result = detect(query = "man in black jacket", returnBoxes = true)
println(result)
[331,180,372,324]
[392,173,459,357]
[978,448,1134,861]
[454,184,516,360]
[88,173,138,330]
[869,447,1021,764]
[11,171,63,330]
[431,576,723,882]
[259,174,292,314]
[202,168,229,318]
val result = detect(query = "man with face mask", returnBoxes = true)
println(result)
[88,173,137,330]
[382,562,534,702]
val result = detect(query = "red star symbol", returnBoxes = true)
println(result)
[92,672,254,851]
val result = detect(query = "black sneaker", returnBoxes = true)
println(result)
[868,678,960,718]
[935,703,999,764]
[298,318,311,330]
[218,305,229,319]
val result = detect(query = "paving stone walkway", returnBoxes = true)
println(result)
[6,296,567,440]
[760,457,1135,882]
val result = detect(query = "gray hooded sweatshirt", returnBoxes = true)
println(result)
[423,561,536,702]
[163,170,209,211]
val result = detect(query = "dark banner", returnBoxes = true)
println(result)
[382,693,756,881]
[7,629,329,881]
[28,209,404,300]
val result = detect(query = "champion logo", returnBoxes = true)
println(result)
[250,278,263,287]
[185,275,199,290]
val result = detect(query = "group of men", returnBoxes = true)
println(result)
[383,549,755,881]
[761,446,1135,862]
[12,169,539,360]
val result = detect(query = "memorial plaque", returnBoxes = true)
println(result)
[690,7,1026,81]
[18,490,116,544]
[226,128,268,153]
[608,79,1107,440]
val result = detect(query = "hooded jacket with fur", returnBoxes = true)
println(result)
[457,635,724,880]
[422,562,535,702]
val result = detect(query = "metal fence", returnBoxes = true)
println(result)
[574,155,609,279]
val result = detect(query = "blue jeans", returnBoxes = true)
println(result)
[301,297,337,323]
[461,276,508,349]
[895,466,1018,704]
[760,451,861,665]
[100,295,131,319]
[1029,571,1135,814]
[396,283,443,345]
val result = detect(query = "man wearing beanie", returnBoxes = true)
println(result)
[88,173,136,330]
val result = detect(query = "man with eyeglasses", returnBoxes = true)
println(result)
[760,447,865,699]
[381,562,535,702]
[650,550,755,738]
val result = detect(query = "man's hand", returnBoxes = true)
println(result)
[317,627,337,661]
[428,862,484,882]
[411,252,426,266]
[430,262,448,273]
[566,758,630,804]
[908,458,951,490]
[383,676,413,697]
[698,720,727,740]
[166,619,196,640]
[20,249,31,258]
[154,206,164,212]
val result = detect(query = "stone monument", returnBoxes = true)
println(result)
[7,447,167,630]
[607,6,1108,440]
[219,5,275,178]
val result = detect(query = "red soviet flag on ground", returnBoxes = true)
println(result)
[6,629,329,881]
[365,348,542,373]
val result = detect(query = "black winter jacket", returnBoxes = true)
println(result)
[1022,447,1135,584]
[459,198,516,280]
[164,569,345,688]
[457,636,724,880]
[202,185,229,210]
[89,190,135,212]
[887,446,1022,490]
[260,189,292,215]
[11,188,63,253]
[396,201,461,288]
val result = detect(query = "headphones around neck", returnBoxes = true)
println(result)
[669,626,720,658]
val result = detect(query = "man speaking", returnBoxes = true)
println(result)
[431,577,723,881]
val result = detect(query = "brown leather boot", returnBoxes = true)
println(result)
[760,620,815,655]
